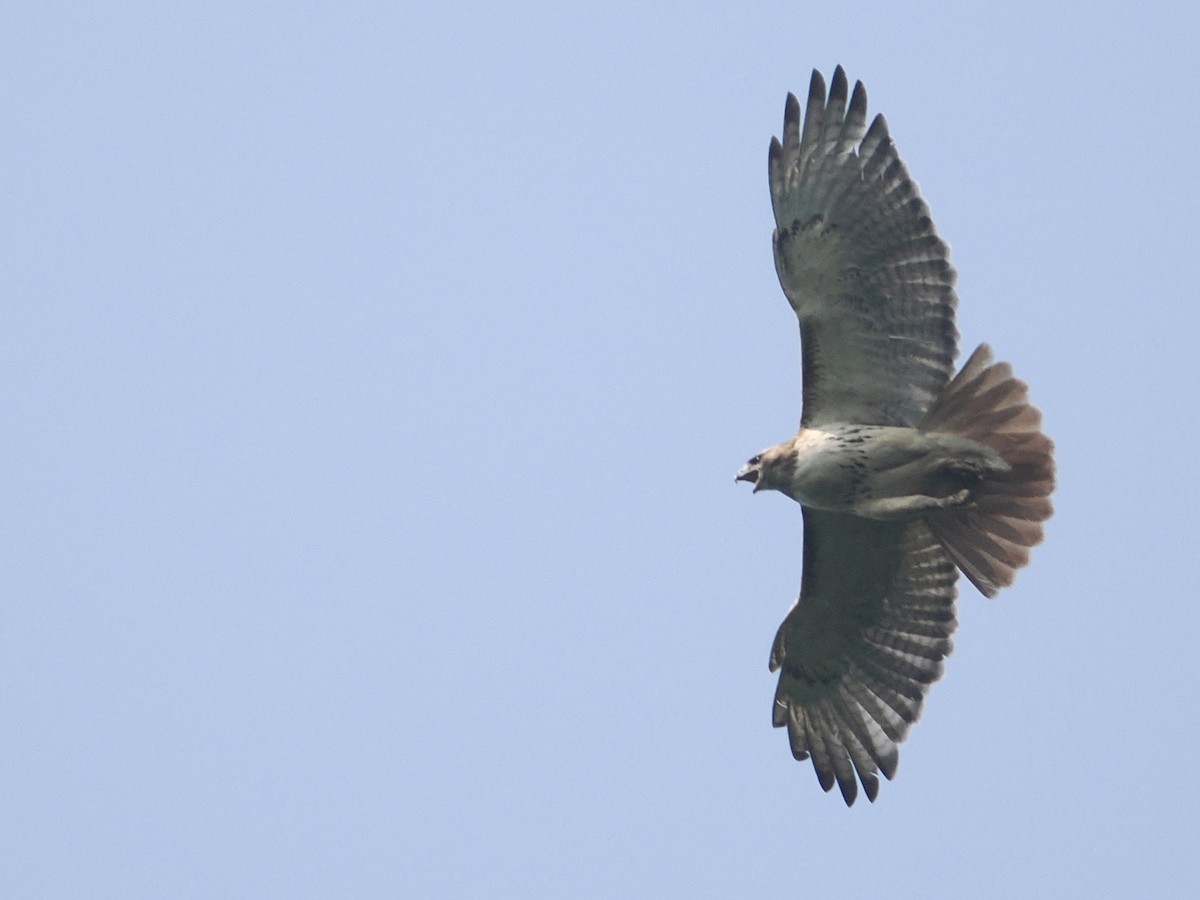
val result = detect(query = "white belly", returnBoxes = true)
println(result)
[784,428,864,510]
[786,425,969,514]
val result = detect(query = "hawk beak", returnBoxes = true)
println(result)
[735,465,761,491]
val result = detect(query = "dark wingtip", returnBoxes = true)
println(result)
[866,111,890,141]
[837,774,858,807]
[807,69,826,106]
[850,79,867,114]
[879,747,899,781]
[784,92,800,129]
[829,65,848,101]
[862,772,880,803]
[815,765,836,793]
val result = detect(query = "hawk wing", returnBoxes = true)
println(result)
[770,509,959,805]
[769,67,959,427]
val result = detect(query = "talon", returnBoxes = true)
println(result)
[942,488,971,508]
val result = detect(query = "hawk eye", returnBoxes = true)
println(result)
[750,455,762,465]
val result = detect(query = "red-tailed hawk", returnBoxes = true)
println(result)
[736,67,1055,805]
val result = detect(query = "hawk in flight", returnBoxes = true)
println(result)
[737,67,1055,805]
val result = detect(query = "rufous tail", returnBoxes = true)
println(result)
[920,344,1055,597]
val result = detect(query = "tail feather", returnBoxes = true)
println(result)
[922,344,1055,597]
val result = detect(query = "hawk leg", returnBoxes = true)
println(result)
[853,488,970,520]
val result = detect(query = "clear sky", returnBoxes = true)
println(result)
[4,2,1198,897]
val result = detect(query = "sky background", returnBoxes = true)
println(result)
[3,2,1198,897]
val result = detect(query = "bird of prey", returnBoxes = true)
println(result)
[736,67,1055,805]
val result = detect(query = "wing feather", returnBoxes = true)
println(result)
[799,70,828,171]
[828,692,883,802]
[770,509,959,804]
[770,68,959,427]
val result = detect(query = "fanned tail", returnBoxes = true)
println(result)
[920,344,1055,597]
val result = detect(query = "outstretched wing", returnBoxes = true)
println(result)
[769,67,959,427]
[770,509,959,805]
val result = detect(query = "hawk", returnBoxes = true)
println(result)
[736,67,1055,805]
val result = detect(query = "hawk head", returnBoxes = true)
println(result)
[735,444,796,494]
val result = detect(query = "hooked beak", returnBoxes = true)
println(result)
[735,464,762,492]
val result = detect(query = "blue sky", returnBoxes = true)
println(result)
[4,2,1199,897]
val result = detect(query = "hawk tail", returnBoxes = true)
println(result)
[920,344,1055,597]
